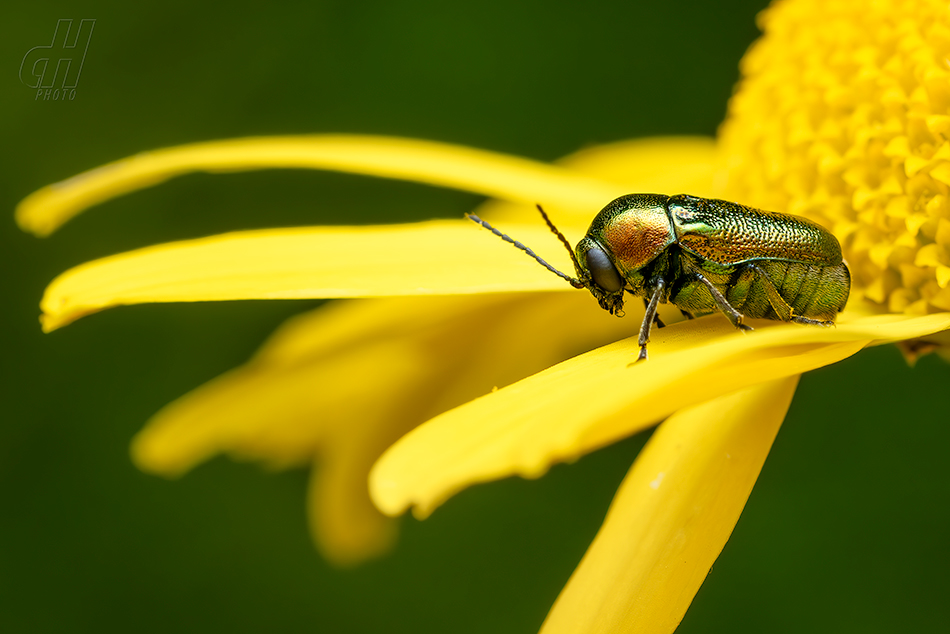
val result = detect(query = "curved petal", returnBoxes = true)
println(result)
[124,135,722,476]
[16,135,621,236]
[307,425,401,568]
[370,311,950,518]
[131,292,641,563]
[39,220,588,331]
[476,137,718,224]
[133,294,620,475]
[539,376,798,634]
[130,335,430,475]
[35,135,723,331]
[130,293,668,476]
[555,137,719,196]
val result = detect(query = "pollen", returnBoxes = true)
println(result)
[717,0,950,314]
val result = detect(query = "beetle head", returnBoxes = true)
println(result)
[531,204,627,316]
[574,236,626,315]
[465,205,626,316]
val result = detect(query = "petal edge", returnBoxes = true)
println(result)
[540,376,799,634]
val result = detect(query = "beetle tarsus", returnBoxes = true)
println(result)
[791,316,834,326]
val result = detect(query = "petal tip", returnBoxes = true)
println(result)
[39,306,96,333]
[15,190,58,237]
[367,474,410,518]
[368,465,444,520]
[129,431,193,478]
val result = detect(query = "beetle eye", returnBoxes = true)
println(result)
[585,246,623,292]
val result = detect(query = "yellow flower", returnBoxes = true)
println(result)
[17,0,950,630]
[18,136,711,570]
[719,0,950,320]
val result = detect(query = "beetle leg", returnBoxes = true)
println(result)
[637,280,666,361]
[746,264,835,326]
[747,264,794,321]
[679,309,695,320]
[642,297,666,329]
[790,315,834,326]
[692,272,753,332]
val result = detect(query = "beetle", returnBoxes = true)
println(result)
[468,193,851,361]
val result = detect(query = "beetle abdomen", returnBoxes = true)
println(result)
[671,254,850,323]
[754,259,851,321]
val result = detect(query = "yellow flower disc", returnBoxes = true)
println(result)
[718,0,950,314]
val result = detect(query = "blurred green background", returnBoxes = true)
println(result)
[3,1,949,632]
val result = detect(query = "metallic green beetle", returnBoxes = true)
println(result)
[468,193,851,361]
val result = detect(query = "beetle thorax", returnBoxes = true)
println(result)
[601,205,676,272]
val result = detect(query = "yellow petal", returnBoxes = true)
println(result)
[132,292,639,563]
[370,311,950,518]
[130,362,331,475]
[133,293,614,476]
[133,294,542,472]
[130,289,684,479]
[308,431,400,568]
[476,137,717,224]
[16,135,620,236]
[131,335,430,476]
[133,312,433,566]
[555,137,719,197]
[539,376,798,634]
[40,220,587,331]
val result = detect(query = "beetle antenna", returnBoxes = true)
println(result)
[466,213,584,288]
[536,204,585,276]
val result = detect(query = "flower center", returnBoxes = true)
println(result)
[717,0,950,314]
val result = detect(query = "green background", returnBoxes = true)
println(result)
[3,1,949,632]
